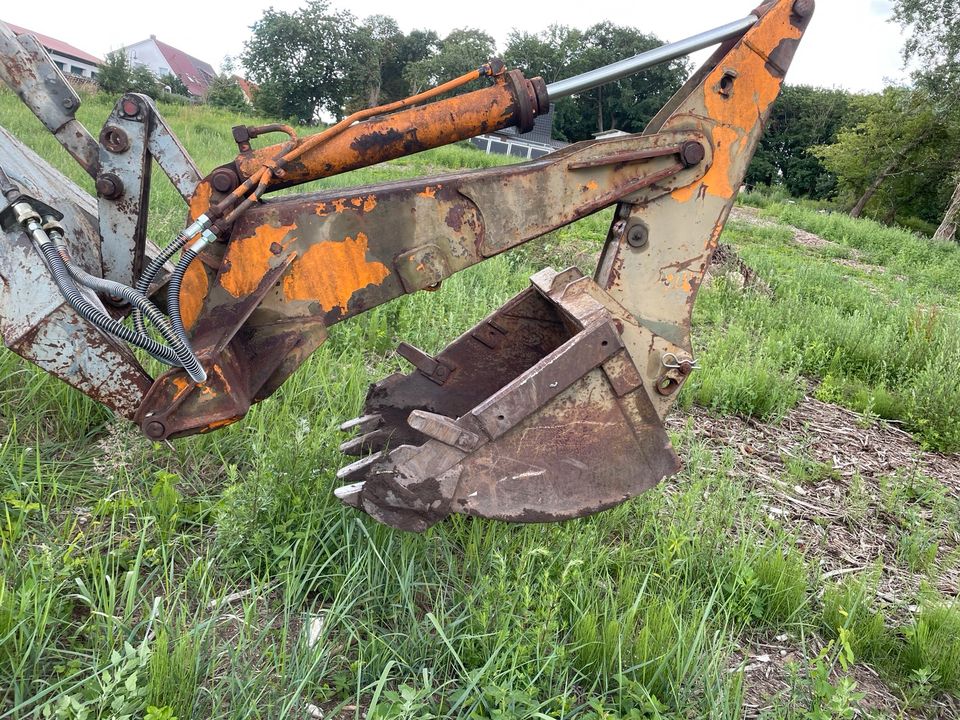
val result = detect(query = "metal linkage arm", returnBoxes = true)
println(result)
[0,22,100,178]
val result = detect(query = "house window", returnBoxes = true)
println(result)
[54,60,65,70]
[91,71,98,79]
[70,65,83,75]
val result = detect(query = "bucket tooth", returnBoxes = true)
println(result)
[338,430,388,455]
[339,414,383,434]
[334,268,682,531]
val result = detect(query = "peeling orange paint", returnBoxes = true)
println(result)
[585,181,599,192]
[671,2,799,204]
[179,259,209,331]
[188,181,213,221]
[363,195,377,212]
[203,418,240,432]
[282,232,390,313]
[219,223,297,298]
[418,186,437,198]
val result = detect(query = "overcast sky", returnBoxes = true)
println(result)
[5,0,909,93]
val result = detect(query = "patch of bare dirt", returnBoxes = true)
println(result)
[731,634,905,719]
[731,205,880,274]
[668,393,960,717]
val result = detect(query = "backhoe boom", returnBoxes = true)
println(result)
[0,0,815,530]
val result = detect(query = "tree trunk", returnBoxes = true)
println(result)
[851,157,899,218]
[934,177,960,242]
[596,87,603,134]
[850,133,928,219]
[367,81,381,108]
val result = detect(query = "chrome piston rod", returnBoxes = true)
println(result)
[545,15,758,101]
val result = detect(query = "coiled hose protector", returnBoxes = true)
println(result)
[35,235,185,367]
[57,243,206,382]
[132,230,190,335]
[166,247,198,351]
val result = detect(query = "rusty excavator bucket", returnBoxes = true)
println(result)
[0,0,813,533]
[335,0,816,530]
[336,268,682,531]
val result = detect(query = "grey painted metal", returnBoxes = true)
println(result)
[97,94,154,285]
[545,15,757,101]
[146,105,202,202]
[0,22,100,178]
[0,125,152,418]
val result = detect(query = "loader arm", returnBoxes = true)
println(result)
[0,0,814,531]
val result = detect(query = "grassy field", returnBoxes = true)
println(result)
[1,88,959,719]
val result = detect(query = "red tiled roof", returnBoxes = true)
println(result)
[150,37,216,96]
[231,75,258,102]
[4,22,101,65]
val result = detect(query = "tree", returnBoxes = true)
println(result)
[97,50,132,94]
[893,0,960,240]
[207,75,248,112]
[345,15,404,110]
[746,85,857,199]
[504,24,583,84]
[503,23,687,141]
[242,0,363,122]
[814,88,958,224]
[382,30,439,101]
[96,50,160,98]
[159,72,188,96]
[403,28,495,93]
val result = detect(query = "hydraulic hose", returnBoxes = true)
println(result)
[166,228,217,350]
[54,238,206,382]
[166,246,199,350]
[29,222,187,367]
[132,214,209,335]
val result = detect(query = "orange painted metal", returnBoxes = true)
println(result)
[234,75,545,190]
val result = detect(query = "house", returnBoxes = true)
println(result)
[231,75,258,105]
[122,35,216,97]
[593,129,630,140]
[4,22,101,80]
[470,105,569,160]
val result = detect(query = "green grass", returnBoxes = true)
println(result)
[1,86,959,718]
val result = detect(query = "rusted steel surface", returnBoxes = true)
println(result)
[138,129,707,437]
[340,288,574,456]
[233,72,548,190]
[96,94,153,286]
[0,126,151,418]
[336,268,679,531]
[593,0,814,420]
[146,108,202,202]
[0,23,99,179]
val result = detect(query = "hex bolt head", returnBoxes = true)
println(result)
[626,223,649,249]
[95,173,124,200]
[61,97,76,110]
[210,168,239,193]
[100,125,130,153]
[145,421,166,440]
[680,141,705,168]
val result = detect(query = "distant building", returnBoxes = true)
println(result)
[231,75,258,105]
[122,35,216,97]
[4,22,101,80]
[593,129,630,140]
[470,105,569,160]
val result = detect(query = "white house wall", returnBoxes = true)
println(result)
[49,53,98,79]
[123,39,171,78]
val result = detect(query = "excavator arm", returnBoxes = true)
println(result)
[0,0,814,531]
